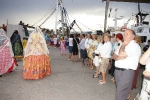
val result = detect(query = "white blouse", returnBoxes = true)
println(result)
[84,38,92,49]
[146,62,150,72]
[100,41,112,58]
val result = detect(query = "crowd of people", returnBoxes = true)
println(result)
[0,25,150,100]
[57,30,150,100]
[49,29,150,100]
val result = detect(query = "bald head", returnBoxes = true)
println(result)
[123,29,136,42]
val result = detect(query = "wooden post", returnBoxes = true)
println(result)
[104,0,110,32]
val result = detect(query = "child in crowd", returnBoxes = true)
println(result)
[53,35,57,48]
[60,36,66,55]
[22,37,28,49]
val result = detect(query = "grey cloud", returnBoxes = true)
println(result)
[0,0,150,29]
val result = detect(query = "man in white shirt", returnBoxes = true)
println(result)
[79,34,86,66]
[112,29,141,100]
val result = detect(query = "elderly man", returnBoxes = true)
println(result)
[112,29,141,100]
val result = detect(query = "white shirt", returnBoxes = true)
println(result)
[145,62,150,72]
[69,38,73,46]
[54,38,57,44]
[94,43,103,54]
[100,41,112,58]
[79,38,86,50]
[84,38,92,49]
[115,40,141,70]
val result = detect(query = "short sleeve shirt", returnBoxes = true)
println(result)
[115,40,141,70]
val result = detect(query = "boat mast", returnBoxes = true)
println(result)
[55,0,59,34]
[114,8,117,31]
[60,2,64,35]
[104,0,110,32]
[55,0,65,35]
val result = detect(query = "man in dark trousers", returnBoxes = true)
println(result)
[112,29,141,100]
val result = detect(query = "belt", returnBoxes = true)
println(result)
[95,54,99,56]
[115,67,134,71]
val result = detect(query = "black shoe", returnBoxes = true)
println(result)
[0,75,2,77]
[110,73,114,76]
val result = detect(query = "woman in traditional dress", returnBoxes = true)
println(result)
[0,29,18,77]
[88,31,98,69]
[10,30,23,58]
[23,26,52,80]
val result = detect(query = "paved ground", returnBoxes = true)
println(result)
[0,46,144,100]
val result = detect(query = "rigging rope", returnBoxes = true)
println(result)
[39,8,56,27]
[32,0,56,26]
[75,22,83,33]
[61,2,94,31]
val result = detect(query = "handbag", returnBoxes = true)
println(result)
[92,52,95,58]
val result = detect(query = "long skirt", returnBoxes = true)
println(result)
[88,49,94,59]
[23,54,52,80]
[60,45,66,54]
[12,42,23,57]
[0,48,16,75]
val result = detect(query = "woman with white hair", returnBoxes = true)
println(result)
[23,27,52,80]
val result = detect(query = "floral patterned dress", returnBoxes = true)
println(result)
[23,27,52,80]
[88,40,98,59]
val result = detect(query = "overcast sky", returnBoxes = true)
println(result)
[0,0,150,31]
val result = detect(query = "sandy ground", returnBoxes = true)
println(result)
[0,46,144,100]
